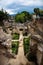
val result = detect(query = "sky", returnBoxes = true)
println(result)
[0,0,43,15]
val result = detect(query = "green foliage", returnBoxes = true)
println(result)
[34,8,43,16]
[12,41,19,54]
[15,11,32,23]
[34,8,40,15]
[12,33,19,40]
[0,9,9,21]
[39,9,43,16]
[23,37,30,55]
[15,13,25,23]
[0,9,9,26]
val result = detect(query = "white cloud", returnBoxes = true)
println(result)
[13,0,43,6]
[0,0,14,8]
[6,9,14,14]
[4,9,19,14]
[0,0,43,8]
[0,0,20,14]
[0,0,43,14]
[18,0,43,6]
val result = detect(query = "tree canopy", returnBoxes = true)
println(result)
[15,11,32,23]
[39,9,43,16]
[0,9,9,21]
[0,9,9,26]
[34,8,43,16]
[34,8,40,15]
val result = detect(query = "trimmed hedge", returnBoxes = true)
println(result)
[12,33,19,40]
[23,37,30,55]
[12,41,19,54]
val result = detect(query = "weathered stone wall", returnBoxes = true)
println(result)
[27,20,43,65]
[37,50,42,65]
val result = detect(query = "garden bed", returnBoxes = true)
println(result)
[12,41,19,54]
[23,37,30,55]
[12,33,19,40]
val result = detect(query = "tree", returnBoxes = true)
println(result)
[34,8,43,17]
[0,9,9,26]
[15,11,32,23]
[4,11,9,20]
[0,9,9,21]
[34,8,40,15]
[39,9,43,16]
[15,13,25,23]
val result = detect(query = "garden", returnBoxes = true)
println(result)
[23,37,30,55]
[12,41,19,54]
[12,33,19,40]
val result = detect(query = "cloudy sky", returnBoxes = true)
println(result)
[0,0,43,15]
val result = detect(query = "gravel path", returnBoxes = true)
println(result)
[13,33,29,65]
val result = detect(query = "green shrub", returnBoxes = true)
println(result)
[12,41,19,54]
[12,33,19,40]
[23,38,30,55]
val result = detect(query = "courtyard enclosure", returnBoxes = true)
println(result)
[0,7,43,65]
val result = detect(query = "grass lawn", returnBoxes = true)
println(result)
[12,33,19,40]
[12,41,19,54]
[23,37,30,55]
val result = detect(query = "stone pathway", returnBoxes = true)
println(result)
[8,33,29,65]
[12,40,19,42]
[13,33,29,65]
